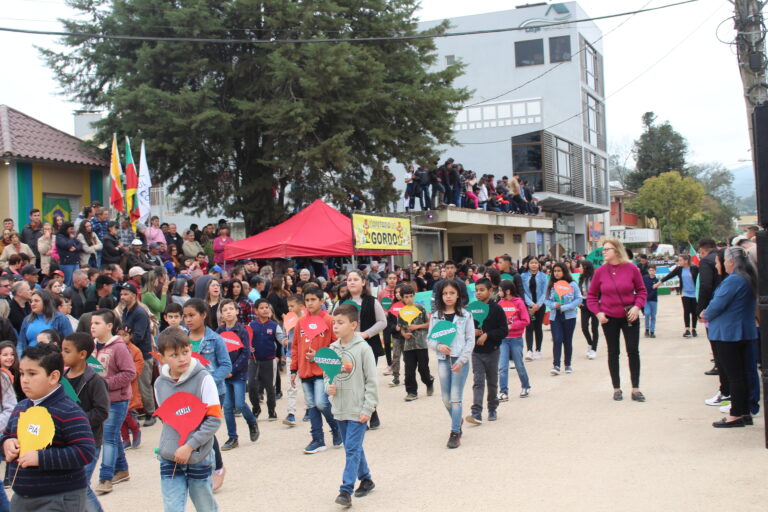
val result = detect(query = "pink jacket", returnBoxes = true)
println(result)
[213,236,234,265]
[499,297,530,338]
[93,335,137,403]
[587,263,647,318]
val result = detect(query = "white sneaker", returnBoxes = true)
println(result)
[520,388,530,398]
[719,402,733,414]
[533,351,542,360]
[587,350,597,360]
[705,392,729,406]
[550,366,561,375]
[525,351,533,361]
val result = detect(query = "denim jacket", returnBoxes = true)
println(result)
[198,327,233,396]
[521,271,548,308]
[427,310,476,366]
[544,280,583,321]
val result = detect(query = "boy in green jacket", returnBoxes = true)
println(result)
[326,303,379,508]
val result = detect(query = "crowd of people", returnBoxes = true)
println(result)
[0,203,762,511]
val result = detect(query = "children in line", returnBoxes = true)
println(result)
[327,304,379,508]
[466,278,508,424]
[497,281,531,400]
[428,280,475,449]
[217,299,259,449]
[397,285,433,401]
[247,299,285,420]
[155,328,222,512]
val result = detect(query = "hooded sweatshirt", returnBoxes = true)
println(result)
[64,365,109,447]
[93,335,137,403]
[154,358,222,465]
[325,334,378,421]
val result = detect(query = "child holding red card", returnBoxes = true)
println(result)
[217,299,258,450]
[154,328,222,512]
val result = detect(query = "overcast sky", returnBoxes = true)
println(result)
[1,0,752,171]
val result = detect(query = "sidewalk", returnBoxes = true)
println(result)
[100,294,768,511]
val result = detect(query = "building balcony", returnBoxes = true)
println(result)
[411,206,553,232]
[610,212,638,227]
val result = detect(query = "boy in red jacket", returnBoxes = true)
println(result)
[90,310,137,496]
[290,287,342,454]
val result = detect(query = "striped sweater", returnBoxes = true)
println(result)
[0,385,96,498]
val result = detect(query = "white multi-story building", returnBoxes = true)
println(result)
[417,1,611,258]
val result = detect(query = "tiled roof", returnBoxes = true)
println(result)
[0,105,107,167]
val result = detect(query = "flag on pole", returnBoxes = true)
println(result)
[109,134,124,214]
[688,243,700,265]
[124,137,140,229]
[137,140,153,226]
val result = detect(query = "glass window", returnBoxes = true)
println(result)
[446,55,455,66]
[549,36,571,63]
[455,109,467,123]
[512,131,542,144]
[468,107,482,122]
[497,104,511,118]
[518,172,543,192]
[585,94,603,147]
[527,101,541,116]
[555,137,572,195]
[515,39,545,67]
[583,41,599,91]
[482,106,496,120]
[512,145,543,172]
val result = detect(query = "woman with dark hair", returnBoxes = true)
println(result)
[205,279,222,329]
[414,266,428,292]
[267,276,289,323]
[521,257,548,361]
[102,220,126,265]
[702,247,759,428]
[226,278,254,325]
[55,221,82,286]
[544,262,582,375]
[344,269,387,429]
[578,260,600,359]
[654,253,699,337]
[171,277,191,305]
[76,219,102,267]
[17,289,73,353]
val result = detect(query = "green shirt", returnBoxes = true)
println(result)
[190,338,202,353]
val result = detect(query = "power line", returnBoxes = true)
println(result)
[457,1,726,146]
[465,0,656,108]
[0,0,699,44]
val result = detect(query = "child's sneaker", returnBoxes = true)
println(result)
[650,332,656,338]
[446,431,461,449]
[122,438,131,451]
[95,480,113,494]
[304,440,327,454]
[131,430,141,449]
[388,377,400,387]
[283,414,296,426]
[332,429,343,448]
[565,366,573,374]
[497,392,509,402]
[404,393,418,401]
[268,411,278,421]
[221,437,239,451]
[550,366,561,375]
[335,491,352,508]
[426,379,435,396]
[112,470,130,484]
[525,350,533,361]
[466,413,483,425]
[383,366,393,376]
[249,423,259,442]
[354,478,375,498]
[303,409,310,422]
[520,388,530,398]
[488,410,498,421]
[533,351,542,360]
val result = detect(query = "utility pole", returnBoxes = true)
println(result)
[732,0,768,448]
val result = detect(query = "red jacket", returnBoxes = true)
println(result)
[290,312,336,379]
[499,297,530,338]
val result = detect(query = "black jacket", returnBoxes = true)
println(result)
[0,316,17,344]
[473,300,508,353]
[63,285,87,319]
[101,233,125,265]
[696,251,720,316]
[64,366,109,447]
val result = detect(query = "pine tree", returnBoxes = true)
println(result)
[43,0,469,233]
[625,112,688,192]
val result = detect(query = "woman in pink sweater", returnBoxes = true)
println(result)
[587,239,647,402]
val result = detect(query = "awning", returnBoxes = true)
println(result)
[535,192,609,215]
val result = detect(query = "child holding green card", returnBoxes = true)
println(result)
[396,284,433,401]
[428,280,475,449]
[326,303,378,508]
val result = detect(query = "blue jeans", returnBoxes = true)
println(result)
[160,450,217,512]
[643,301,657,332]
[0,479,7,512]
[100,400,129,482]
[85,446,103,512]
[302,377,338,444]
[61,264,79,286]
[437,357,470,433]
[224,379,257,439]
[451,185,461,206]
[550,316,576,367]
[499,337,529,391]
[337,420,371,494]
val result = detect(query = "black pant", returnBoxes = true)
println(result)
[525,309,544,352]
[249,359,276,416]
[710,337,730,395]
[682,296,697,329]
[403,349,433,395]
[715,340,750,417]
[383,326,393,366]
[580,305,599,350]
[602,315,641,388]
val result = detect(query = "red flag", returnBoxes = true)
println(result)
[153,392,207,445]
[191,352,210,366]
[220,331,244,352]
[390,301,405,318]
[688,243,700,265]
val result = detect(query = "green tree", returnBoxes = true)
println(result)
[629,171,704,244]
[42,0,470,233]
[370,165,399,212]
[687,163,739,241]
[625,112,688,191]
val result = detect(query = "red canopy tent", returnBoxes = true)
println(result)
[223,200,410,261]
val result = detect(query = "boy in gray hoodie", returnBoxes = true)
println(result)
[326,304,379,508]
[154,328,222,512]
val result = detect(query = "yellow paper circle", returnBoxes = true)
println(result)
[399,305,421,325]
[18,406,55,455]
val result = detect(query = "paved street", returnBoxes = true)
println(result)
[100,294,768,512]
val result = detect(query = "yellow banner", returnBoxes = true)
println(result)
[352,214,412,251]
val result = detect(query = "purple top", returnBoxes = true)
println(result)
[587,262,647,318]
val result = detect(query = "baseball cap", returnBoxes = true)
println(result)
[131,239,143,246]
[128,266,147,278]
[210,265,223,274]
[121,282,139,294]
[21,264,40,275]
